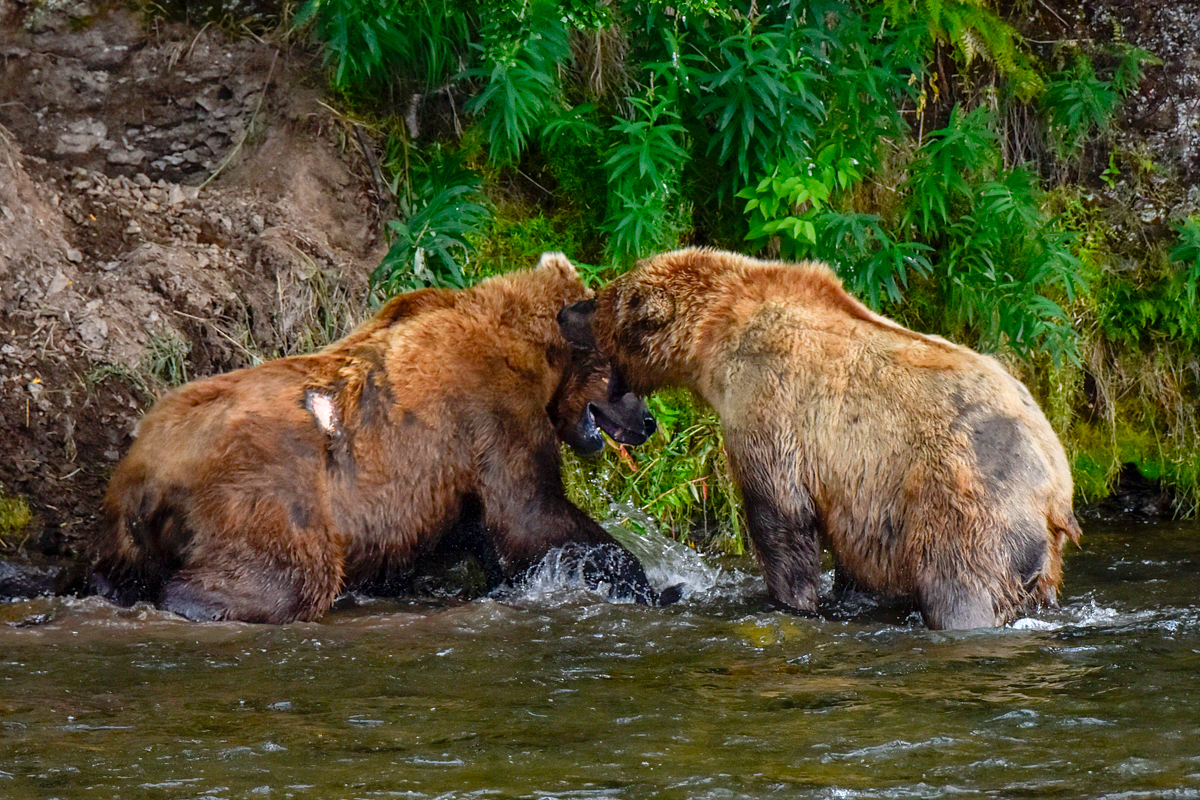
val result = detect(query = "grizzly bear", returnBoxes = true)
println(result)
[561,247,1082,629]
[93,253,664,623]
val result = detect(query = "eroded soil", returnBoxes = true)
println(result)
[1,3,386,560]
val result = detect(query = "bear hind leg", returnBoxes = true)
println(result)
[160,562,321,624]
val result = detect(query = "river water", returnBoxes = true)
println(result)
[1,517,1197,800]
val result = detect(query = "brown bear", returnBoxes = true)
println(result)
[92,253,664,623]
[560,247,1082,630]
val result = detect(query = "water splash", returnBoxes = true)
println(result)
[602,502,755,604]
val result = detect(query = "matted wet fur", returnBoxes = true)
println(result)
[93,254,662,623]
[562,247,1082,630]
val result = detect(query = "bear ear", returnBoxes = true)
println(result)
[536,251,578,279]
[557,299,598,350]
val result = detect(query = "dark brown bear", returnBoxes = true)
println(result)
[561,247,1082,629]
[93,253,662,623]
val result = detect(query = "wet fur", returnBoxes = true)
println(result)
[94,254,661,623]
[574,247,1082,629]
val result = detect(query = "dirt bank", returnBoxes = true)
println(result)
[0,3,386,561]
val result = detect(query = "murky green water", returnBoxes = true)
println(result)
[2,519,1198,800]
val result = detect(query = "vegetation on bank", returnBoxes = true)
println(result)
[0,489,33,549]
[190,1,1200,535]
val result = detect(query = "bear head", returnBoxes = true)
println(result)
[541,250,657,455]
[557,248,725,396]
[550,345,657,456]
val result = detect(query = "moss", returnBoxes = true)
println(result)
[1066,394,1200,515]
[0,490,33,550]
[473,206,595,279]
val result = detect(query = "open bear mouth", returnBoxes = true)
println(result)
[589,394,656,446]
[563,394,657,458]
[569,404,608,456]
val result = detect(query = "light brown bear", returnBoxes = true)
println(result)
[93,253,664,623]
[560,247,1082,629]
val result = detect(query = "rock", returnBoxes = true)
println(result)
[47,269,72,295]
[107,146,147,166]
[0,556,90,599]
[78,316,108,349]
[54,118,108,155]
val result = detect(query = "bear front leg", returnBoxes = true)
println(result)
[726,431,823,615]
[477,437,665,605]
[740,479,824,615]
[160,561,323,624]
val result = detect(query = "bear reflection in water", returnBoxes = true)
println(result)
[562,247,1082,630]
[92,253,668,623]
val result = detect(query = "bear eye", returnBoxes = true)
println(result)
[627,292,642,310]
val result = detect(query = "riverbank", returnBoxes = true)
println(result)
[2,0,1198,573]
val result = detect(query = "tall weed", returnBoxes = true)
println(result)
[466,0,573,165]
[373,143,490,293]
[899,108,1084,363]
[295,0,474,94]
[603,93,691,262]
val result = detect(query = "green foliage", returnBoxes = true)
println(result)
[694,22,823,198]
[740,157,835,250]
[1040,42,1154,164]
[561,390,744,553]
[294,0,411,91]
[141,330,192,388]
[295,0,474,94]
[816,212,932,309]
[1099,217,1200,350]
[880,0,1041,98]
[1169,217,1200,312]
[295,0,1198,517]
[373,142,490,293]
[896,108,1084,364]
[742,104,1083,364]
[475,208,592,280]
[465,0,573,165]
[0,489,33,550]
[812,3,923,165]
[603,93,691,262]
[1042,58,1121,160]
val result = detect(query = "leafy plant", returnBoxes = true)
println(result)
[1042,57,1121,159]
[294,0,412,91]
[1100,217,1200,350]
[1168,216,1200,311]
[295,0,475,94]
[739,159,834,251]
[603,92,691,262]
[900,106,1000,237]
[817,212,933,309]
[465,0,573,165]
[896,108,1084,363]
[693,22,823,198]
[880,0,1041,98]
[373,143,490,294]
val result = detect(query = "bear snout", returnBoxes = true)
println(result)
[590,393,657,446]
